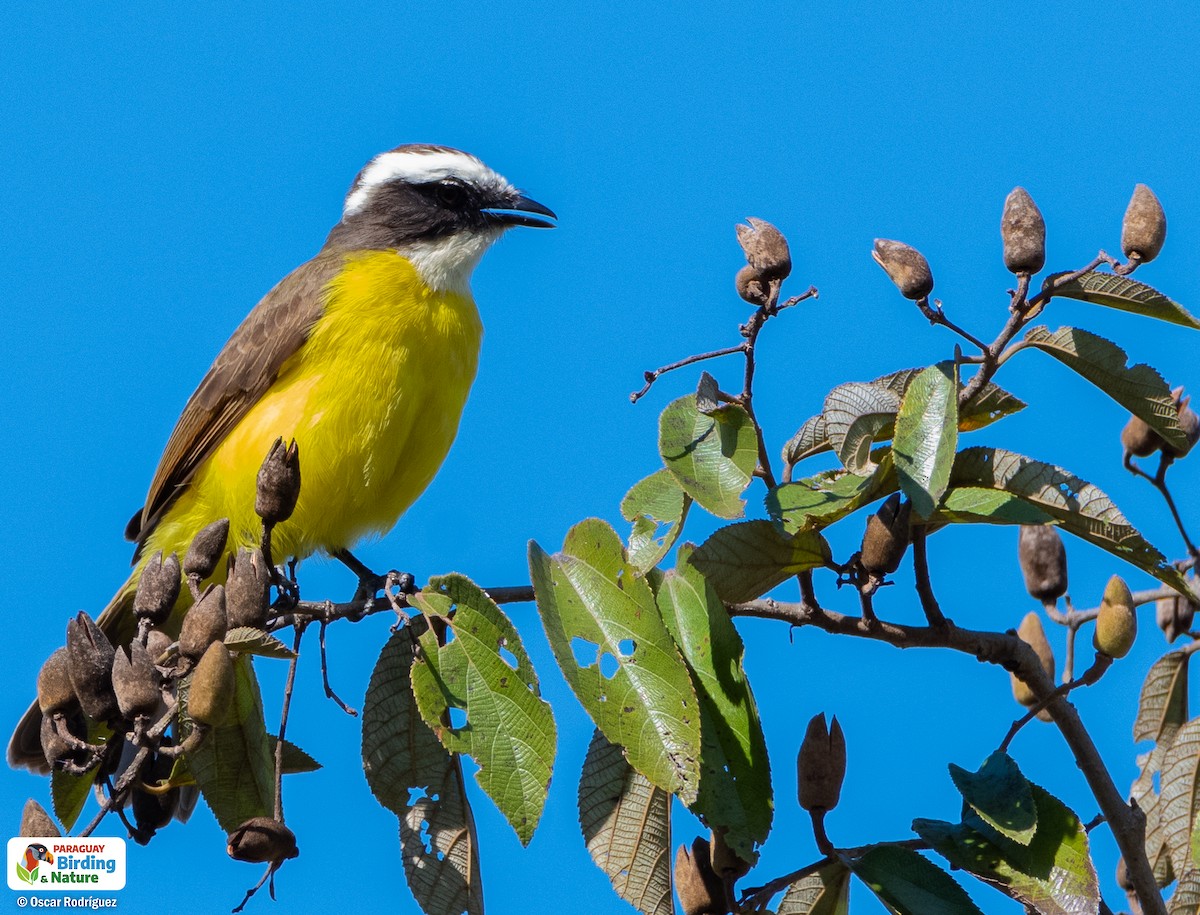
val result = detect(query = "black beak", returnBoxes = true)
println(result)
[483,193,557,229]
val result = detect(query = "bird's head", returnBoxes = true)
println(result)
[26,844,53,864]
[325,144,555,293]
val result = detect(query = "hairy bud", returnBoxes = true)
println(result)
[674,838,726,915]
[227,817,300,865]
[134,552,182,626]
[226,548,272,630]
[65,612,119,723]
[1011,612,1055,711]
[188,642,235,727]
[256,438,301,525]
[179,585,228,663]
[1017,525,1068,603]
[735,218,791,282]
[1156,594,1196,643]
[37,647,78,716]
[735,265,770,306]
[1121,413,1163,458]
[1121,184,1167,264]
[183,519,230,582]
[1000,187,1046,275]
[872,239,934,300]
[797,713,846,813]
[112,642,160,721]
[1094,575,1137,659]
[860,494,911,575]
[20,799,59,838]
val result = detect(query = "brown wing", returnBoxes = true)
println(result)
[125,251,343,552]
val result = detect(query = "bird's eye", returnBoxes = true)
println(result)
[437,179,468,208]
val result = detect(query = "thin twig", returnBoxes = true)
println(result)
[319,620,357,716]
[1000,654,1112,752]
[274,622,307,823]
[911,527,947,626]
[630,344,747,403]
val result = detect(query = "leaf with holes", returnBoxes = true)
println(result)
[1048,271,1200,330]
[659,393,758,519]
[621,468,691,572]
[1136,650,1190,746]
[948,751,1036,846]
[690,520,831,603]
[362,626,483,915]
[1160,716,1200,878]
[409,574,556,846]
[926,488,1054,526]
[529,519,701,804]
[1024,325,1187,452]
[658,547,771,859]
[578,729,673,915]
[823,382,901,474]
[778,862,851,915]
[948,446,1188,592]
[894,363,958,519]
[851,844,983,915]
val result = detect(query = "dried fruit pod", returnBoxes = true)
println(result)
[37,647,78,716]
[1000,187,1046,275]
[227,817,300,865]
[20,799,59,838]
[132,752,178,841]
[188,642,235,727]
[145,628,173,665]
[179,585,228,662]
[674,838,726,915]
[709,828,751,881]
[1156,594,1196,643]
[860,494,911,574]
[65,611,119,722]
[735,217,791,281]
[872,239,934,300]
[1121,183,1166,264]
[256,438,301,525]
[40,710,87,769]
[1120,413,1164,458]
[134,552,182,625]
[112,641,160,720]
[1163,390,1200,459]
[1094,575,1137,658]
[226,547,272,630]
[1017,525,1068,603]
[735,264,770,306]
[183,519,230,582]
[797,713,846,813]
[1011,612,1055,708]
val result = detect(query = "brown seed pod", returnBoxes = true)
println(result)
[226,547,272,630]
[256,438,301,525]
[872,239,934,300]
[860,494,911,575]
[65,611,119,723]
[20,799,60,838]
[187,642,235,727]
[1094,575,1137,659]
[179,585,228,662]
[183,519,231,582]
[134,551,182,625]
[40,710,87,769]
[112,641,161,721]
[132,752,178,841]
[1011,612,1055,708]
[797,713,846,813]
[735,264,770,306]
[735,217,791,281]
[227,817,300,865]
[1156,594,1196,643]
[1163,391,1200,459]
[145,628,173,665]
[1121,183,1167,264]
[1000,187,1046,275]
[1120,413,1164,458]
[1017,525,1068,603]
[709,828,751,881]
[673,838,726,915]
[37,647,78,716]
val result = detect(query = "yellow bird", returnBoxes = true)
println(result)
[9,144,555,772]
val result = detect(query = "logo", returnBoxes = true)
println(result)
[14,844,52,885]
[7,837,125,891]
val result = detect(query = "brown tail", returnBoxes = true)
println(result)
[8,577,138,774]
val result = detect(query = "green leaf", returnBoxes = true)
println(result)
[893,363,958,519]
[659,393,758,519]
[948,751,1036,846]
[949,446,1188,592]
[621,468,692,572]
[409,574,557,846]
[690,520,831,603]
[927,488,1054,526]
[362,626,484,915]
[224,626,296,659]
[658,547,772,859]
[163,735,320,788]
[1048,271,1200,330]
[778,862,851,915]
[1160,716,1200,879]
[1135,650,1190,746]
[529,519,702,804]
[916,783,1099,915]
[1023,325,1188,452]
[823,382,901,474]
[851,844,983,915]
[577,729,673,915]
[767,452,898,533]
[180,654,275,832]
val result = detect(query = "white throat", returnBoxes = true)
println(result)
[400,228,504,295]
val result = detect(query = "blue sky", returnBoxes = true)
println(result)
[3,4,1200,913]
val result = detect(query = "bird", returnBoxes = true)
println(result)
[9,143,555,772]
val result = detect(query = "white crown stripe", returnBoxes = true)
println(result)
[343,150,512,217]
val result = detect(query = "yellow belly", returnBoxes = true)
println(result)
[140,249,483,571]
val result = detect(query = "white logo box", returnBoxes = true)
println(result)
[8,837,126,891]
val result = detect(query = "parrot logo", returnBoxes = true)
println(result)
[15,843,52,885]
